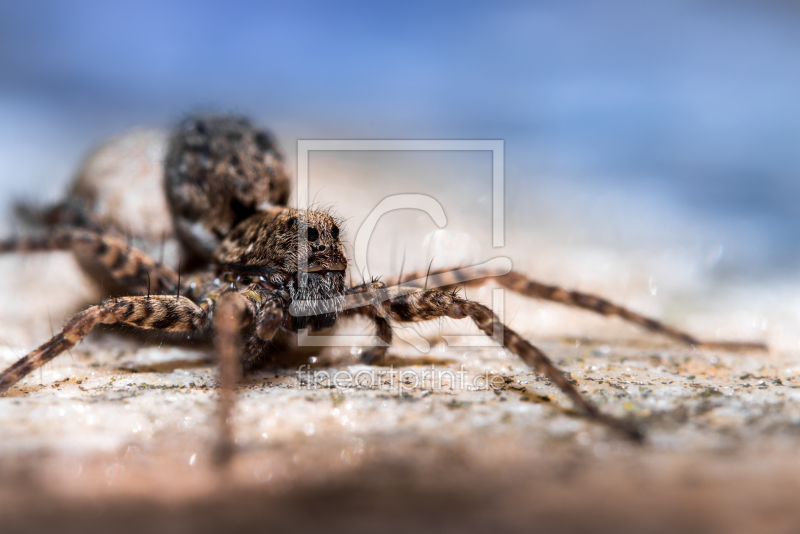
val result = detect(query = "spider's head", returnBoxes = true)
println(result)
[281,210,347,277]
[214,207,348,330]
[215,207,347,272]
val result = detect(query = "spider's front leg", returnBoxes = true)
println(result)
[375,287,642,440]
[0,295,208,395]
[386,267,766,351]
[210,287,284,464]
[344,280,393,364]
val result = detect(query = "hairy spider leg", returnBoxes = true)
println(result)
[346,283,642,441]
[0,229,181,296]
[206,286,290,464]
[343,280,393,364]
[0,295,208,395]
[212,291,255,465]
[386,268,766,351]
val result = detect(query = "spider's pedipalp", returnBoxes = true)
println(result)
[0,295,208,395]
[255,296,286,341]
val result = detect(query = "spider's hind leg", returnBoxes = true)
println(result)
[0,228,179,296]
[14,196,100,233]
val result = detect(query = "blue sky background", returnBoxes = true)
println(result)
[0,0,798,277]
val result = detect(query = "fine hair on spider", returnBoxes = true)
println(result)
[0,113,769,463]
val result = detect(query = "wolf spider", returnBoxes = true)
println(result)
[0,114,766,460]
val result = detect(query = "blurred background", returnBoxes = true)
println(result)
[0,0,798,297]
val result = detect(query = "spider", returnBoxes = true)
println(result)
[0,113,767,461]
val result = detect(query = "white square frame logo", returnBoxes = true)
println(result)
[295,139,508,352]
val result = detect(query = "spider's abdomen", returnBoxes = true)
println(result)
[164,114,291,264]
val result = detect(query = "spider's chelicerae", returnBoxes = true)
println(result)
[0,114,767,459]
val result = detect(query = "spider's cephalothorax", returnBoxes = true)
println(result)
[165,114,291,264]
[0,112,769,462]
[213,207,347,331]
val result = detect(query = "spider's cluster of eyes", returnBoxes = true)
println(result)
[291,218,340,254]
[288,217,340,240]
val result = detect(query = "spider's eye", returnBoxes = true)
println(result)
[331,225,340,239]
[287,217,298,230]
[306,227,319,242]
